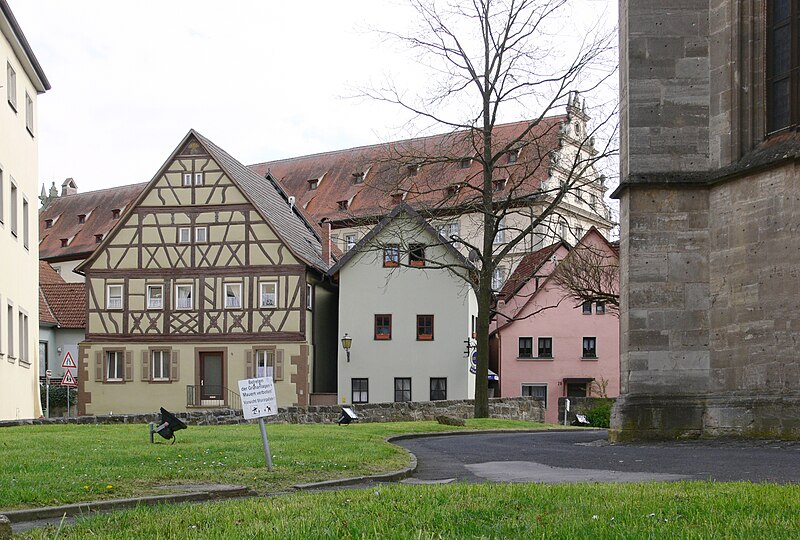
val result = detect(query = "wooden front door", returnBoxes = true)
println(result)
[199,352,224,401]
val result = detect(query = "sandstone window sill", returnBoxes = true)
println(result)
[517,357,554,361]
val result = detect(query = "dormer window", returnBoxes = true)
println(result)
[459,157,472,169]
[507,149,520,163]
[60,238,69,248]
[391,193,404,205]
[78,214,86,224]
[337,200,349,211]
[112,209,121,219]
[493,179,506,192]
[44,219,53,229]
[95,234,103,243]
[353,171,366,184]
[408,165,420,176]
[446,184,462,197]
[308,179,319,190]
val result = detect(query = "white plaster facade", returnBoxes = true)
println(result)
[333,209,478,405]
[0,1,49,420]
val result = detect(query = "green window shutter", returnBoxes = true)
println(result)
[275,350,284,381]
[95,351,103,382]
[170,350,180,381]
[124,351,133,381]
[141,351,150,382]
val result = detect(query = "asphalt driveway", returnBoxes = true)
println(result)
[397,430,800,484]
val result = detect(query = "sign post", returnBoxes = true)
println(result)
[45,369,52,418]
[238,377,279,471]
[564,398,571,426]
[61,352,78,418]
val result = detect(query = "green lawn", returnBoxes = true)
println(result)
[22,481,800,539]
[0,419,549,510]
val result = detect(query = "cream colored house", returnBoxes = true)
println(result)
[0,0,50,420]
[76,131,338,415]
[329,204,478,405]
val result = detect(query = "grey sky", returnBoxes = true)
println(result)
[11,0,617,196]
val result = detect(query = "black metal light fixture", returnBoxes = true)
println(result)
[341,333,353,362]
[149,407,187,444]
[463,338,476,357]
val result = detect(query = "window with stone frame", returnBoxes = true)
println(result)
[151,350,170,381]
[430,378,447,401]
[394,377,412,402]
[582,336,597,359]
[106,350,124,381]
[518,337,533,358]
[767,0,800,132]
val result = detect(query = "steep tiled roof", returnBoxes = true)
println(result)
[39,289,58,326]
[192,131,329,272]
[39,183,147,261]
[39,283,86,329]
[249,117,566,224]
[39,260,64,285]
[498,242,563,299]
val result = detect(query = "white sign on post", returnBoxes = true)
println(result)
[238,377,278,420]
[238,377,278,471]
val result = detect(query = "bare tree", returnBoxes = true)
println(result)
[361,0,617,417]
[550,239,619,314]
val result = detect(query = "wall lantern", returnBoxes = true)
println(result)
[341,333,353,362]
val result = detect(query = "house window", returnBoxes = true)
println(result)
[491,267,505,291]
[95,234,103,243]
[22,199,28,249]
[409,244,425,267]
[559,219,568,239]
[582,337,597,358]
[352,378,369,403]
[6,304,13,358]
[46,220,53,229]
[337,200,349,211]
[175,284,193,310]
[459,157,472,169]
[767,1,799,132]
[107,285,123,310]
[182,173,192,187]
[518,337,533,358]
[538,337,553,358]
[106,351,124,382]
[582,301,592,314]
[260,282,278,308]
[78,214,86,224]
[391,193,404,205]
[430,378,447,401]
[437,222,460,240]
[256,349,275,378]
[6,62,16,110]
[522,384,547,407]
[589,193,597,207]
[147,285,164,309]
[416,314,434,341]
[60,238,69,248]
[408,164,420,176]
[195,226,207,243]
[25,93,33,135]
[308,179,319,190]
[383,244,400,267]
[17,312,28,363]
[494,217,506,244]
[10,181,17,237]
[178,227,191,243]
[507,150,519,163]
[225,283,242,308]
[151,350,170,381]
[596,302,606,315]
[344,234,357,252]
[493,179,506,192]
[194,172,204,186]
[374,314,392,340]
[307,283,313,310]
[394,377,412,402]
[112,209,121,219]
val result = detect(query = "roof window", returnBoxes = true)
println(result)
[112,208,121,219]
[78,214,86,224]
[95,233,103,243]
[60,238,69,248]
[44,219,53,229]
[337,200,349,211]
[459,157,472,169]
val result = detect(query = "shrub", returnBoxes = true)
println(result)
[585,399,612,428]
[40,382,77,409]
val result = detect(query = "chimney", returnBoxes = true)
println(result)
[321,221,332,267]
[61,177,78,196]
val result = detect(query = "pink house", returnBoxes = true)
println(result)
[490,228,620,423]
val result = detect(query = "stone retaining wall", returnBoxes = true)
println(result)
[0,397,544,427]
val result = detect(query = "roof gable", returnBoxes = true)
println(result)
[76,130,329,274]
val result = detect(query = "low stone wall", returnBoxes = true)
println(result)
[0,397,544,427]
[557,397,616,426]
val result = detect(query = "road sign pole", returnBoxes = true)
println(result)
[66,385,70,418]
[46,379,50,418]
[258,417,273,471]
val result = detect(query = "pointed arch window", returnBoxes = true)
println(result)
[768,0,800,132]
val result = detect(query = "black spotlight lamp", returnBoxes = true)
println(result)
[149,407,188,444]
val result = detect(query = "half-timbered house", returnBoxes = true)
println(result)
[75,131,337,415]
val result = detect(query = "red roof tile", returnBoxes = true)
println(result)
[39,283,86,329]
[39,289,58,326]
[39,260,65,285]
[499,242,563,299]
[249,117,565,224]
[39,183,147,261]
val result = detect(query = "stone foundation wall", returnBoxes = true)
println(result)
[0,397,544,428]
